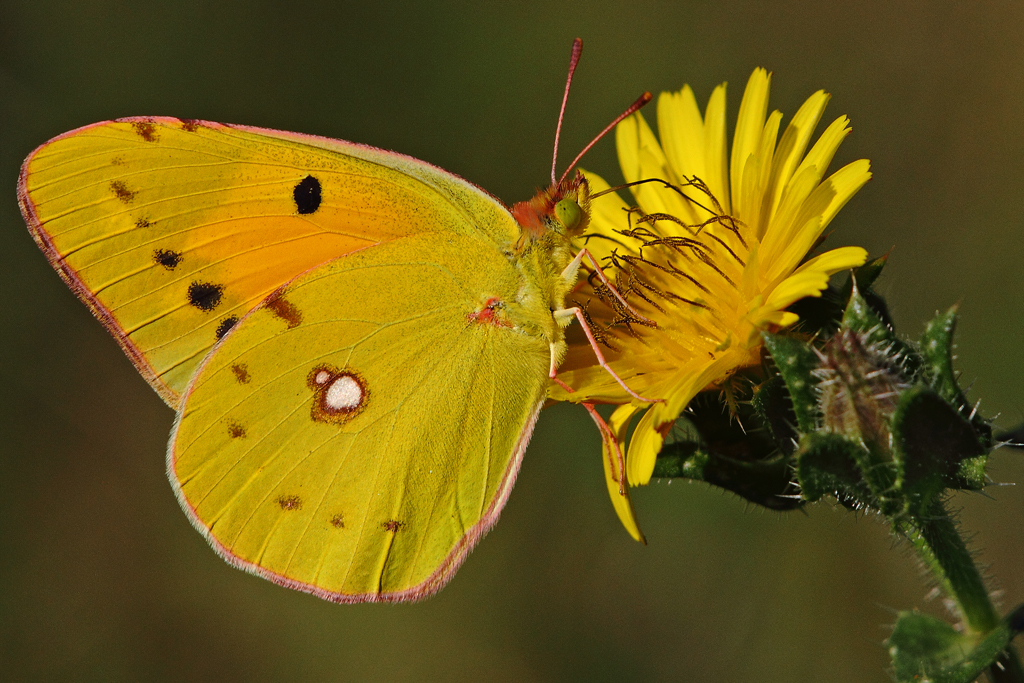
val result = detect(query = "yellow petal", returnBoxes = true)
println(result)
[758,310,800,328]
[792,245,868,278]
[761,90,830,230]
[730,68,771,218]
[738,110,782,236]
[657,86,705,224]
[817,158,872,231]
[763,162,821,256]
[549,364,623,403]
[602,404,646,543]
[626,407,665,485]
[763,269,831,311]
[703,84,731,214]
[625,351,740,485]
[766,159,871,282]
[796,115,852,184]
[763,115,853,257]
[617,112,677,218]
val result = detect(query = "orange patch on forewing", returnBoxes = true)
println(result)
[110,181,136,203]
[231,363,251,384]
[307,365,368,425]
[277,495,302,511]
[265,295,302,328]
[131,120,158,142]
[382,520,404,533]
[468,297,513,328]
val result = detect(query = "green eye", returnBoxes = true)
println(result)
[553,198,582,231]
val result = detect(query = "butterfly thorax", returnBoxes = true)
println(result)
[502,174,592,353]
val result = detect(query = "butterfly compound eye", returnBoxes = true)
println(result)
[553,198,582,231]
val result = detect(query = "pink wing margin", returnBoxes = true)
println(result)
[17,116,517,407]
[17,121,178,403]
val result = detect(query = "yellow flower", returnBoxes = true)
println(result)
[553,68,871,540]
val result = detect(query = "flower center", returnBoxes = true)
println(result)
[580,177,753,349]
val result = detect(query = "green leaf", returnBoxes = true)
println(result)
[919,306,992,448]
[892,385,988,510]
[751,375,798,453]
[842,282,921,378]
[888,610,1011,683]
[652,440,704,479]
[920,306,964,406]
[853,252,890,290]
[655,392,801,511]
[761,332,820,433]
[795,431,874,507]
[654,442,800,510]
[789,252,892,337]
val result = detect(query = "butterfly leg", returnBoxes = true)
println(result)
[559,248,656,326]
[582,401,647,544]
[547,354,627,497]
[549,309,660,404]
[581,403,627,494]
[549,336,648,543]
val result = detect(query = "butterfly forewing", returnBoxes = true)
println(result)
[170,232,549,601]
[19,118,520,404]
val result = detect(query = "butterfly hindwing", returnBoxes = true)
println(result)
[169,232,550,601]
[19,118,520,404]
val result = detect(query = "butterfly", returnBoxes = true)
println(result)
[18,39,651,602]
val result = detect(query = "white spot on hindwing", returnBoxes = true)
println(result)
[307,365,368,425]
[325,375,362,410]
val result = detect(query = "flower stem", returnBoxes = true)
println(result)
[897,499,1023,682]
[900,500,998,633]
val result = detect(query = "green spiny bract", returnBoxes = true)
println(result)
[647,259,1018,683]
[651,262,991,518]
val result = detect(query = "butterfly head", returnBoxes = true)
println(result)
[511,171,591,243]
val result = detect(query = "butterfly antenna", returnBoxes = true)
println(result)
[558,91,653,186]
[551,38,584,186]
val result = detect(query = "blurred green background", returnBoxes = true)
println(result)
[2,1,1023,681]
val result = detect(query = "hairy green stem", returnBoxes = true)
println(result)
[898,500,1022,682]
[900,500,998,633]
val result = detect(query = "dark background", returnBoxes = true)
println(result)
[1,2,1022,681]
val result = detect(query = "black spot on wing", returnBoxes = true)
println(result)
[293,175,321,214]
[231,363,250,384]
[136,217,152,229]
[131,121,159,142]
[187,282,224,312]
[278,495,302,511]
[266,295,302,328]
[154,249,181,269]
[110,181,136,203]
[215,316,239,339]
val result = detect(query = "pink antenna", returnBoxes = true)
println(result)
[551,38,584,186]
[558,91,653,186]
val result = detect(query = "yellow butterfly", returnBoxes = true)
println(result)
[18,39,650,602]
